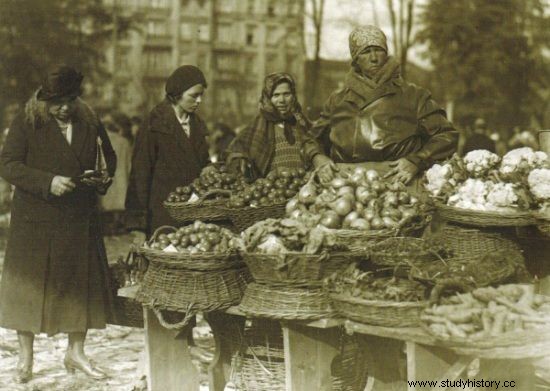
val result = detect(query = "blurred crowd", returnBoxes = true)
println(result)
[0,102,542,235]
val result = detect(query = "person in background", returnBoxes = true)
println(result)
[0,65,116,383]
[462,118,496,155]
[99,113,133,234]
[508,126,539,151]
[125,65,210,237]
[226,72,327,179]
[311,25,457,185]
[130,115,142,146]
[208,122,235,163]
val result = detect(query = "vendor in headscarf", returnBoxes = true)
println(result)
[226,72,327,178]
[312,25,458,184]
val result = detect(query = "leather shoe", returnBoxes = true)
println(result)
[13,361,32,384]
[64,354,107,380]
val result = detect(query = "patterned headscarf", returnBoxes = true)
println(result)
[259,72,307,127]
[349,25,388,61]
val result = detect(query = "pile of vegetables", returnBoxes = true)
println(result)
[422,284,550,340]
[143,221,242,253]
[226,168,308,208]
[425,148,549,212]
[242,217,343,254]
[165,164,249,203]
[286,166,423,231]
[326,263,427,302]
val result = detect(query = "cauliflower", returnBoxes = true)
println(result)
[447,179,492,210]
[486,183,519,209]
[463,150,500,176]
[528,168,550,201]
[256,234,288,254]
[500,147,548,176]
[425,163,453,196]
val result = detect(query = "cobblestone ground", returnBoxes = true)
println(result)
[0,234,212,391]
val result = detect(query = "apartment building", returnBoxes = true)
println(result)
[101,0,305,126]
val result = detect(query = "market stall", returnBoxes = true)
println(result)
[117,143,550,391]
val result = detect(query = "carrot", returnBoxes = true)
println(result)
[472,287,500,303]
[420,314,447,324]
[445,320,468,338]
[447,308,483,324]
[490,312,507,336]
[429,323,450,339]
[498,284,525,302]
[495,297,538,316]
[481,311,493,333]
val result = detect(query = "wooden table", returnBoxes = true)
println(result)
[119,287,539,391]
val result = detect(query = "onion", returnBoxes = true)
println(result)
[382,216,399,229]
[355,202,365,214]
[289,209,304,219]
[381,207,402,220]
[350,172,365,185]
[366,169,379,182]
[330,177,348,189]
[370,216,385,230]
[397,192,411,204]
[342,211,360,228]
[370,180,385,194]
[350,218,370,230]
[362,208,376,221]
[320,211,341,229]
[356,186,374,205]
[384,193,399,207]
[409,196,419,205]
[285,198,300,214]
[330,197,354,217]
[298,183,317,204]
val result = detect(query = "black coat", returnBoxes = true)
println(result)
[126,100,210,236]
[0,100,117,335]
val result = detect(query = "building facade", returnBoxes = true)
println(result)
[100,0,305,127]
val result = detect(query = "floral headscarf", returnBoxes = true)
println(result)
[349,25,388,62]
[259,72,307,128]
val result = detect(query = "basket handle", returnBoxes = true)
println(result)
[152,306,196,330]
[195,189,233,206]
[147,225,178,246]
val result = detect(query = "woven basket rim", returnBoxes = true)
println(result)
[330,293,427,308]
[138,246,242,270]
[435,202,536,226]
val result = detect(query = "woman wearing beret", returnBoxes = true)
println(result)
[226,72,328,179]
[312,25,458,185]
[126,65,210,236]
[0,66,117,383]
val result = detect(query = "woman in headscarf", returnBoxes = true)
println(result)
[0,65,116,383]
[226,72,329,178]
[312,25,458,185]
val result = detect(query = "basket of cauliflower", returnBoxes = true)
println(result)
[528,168,550,236]
[425,148,549,227]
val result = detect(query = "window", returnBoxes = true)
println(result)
[179,53,194,65]
[267,0,275,16]
[144,48,171,73]
[246,0,255,14]
[267,25,284,46]
[218,0,236,13]
[286,28,300,48]
[115,47,132,70]
[244,54,257,76]
[180,22,193,40]
[216,23,233,44]
[198,24,210,42]
[216,53,239,73]
[289,1,300,15]
[245,25,256,46]
[147,20,168,37]
[150,0,168,8]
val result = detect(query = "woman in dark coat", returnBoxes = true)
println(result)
[126,65,210,237]
[0,66,117,383]
[226,72,327,179]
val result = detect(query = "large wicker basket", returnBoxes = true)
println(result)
[227,203,287,232]
[368,237,450,269]
[108,263,144,328]
[435,203,536,227]
[242,251,363,287]
[163,189,232,223]
[330,293,426,327]
[239,283,333,320]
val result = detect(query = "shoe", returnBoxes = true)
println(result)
[64,354,108,380]
[13,361,32,384]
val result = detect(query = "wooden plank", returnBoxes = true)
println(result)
[224,306,344,329]
[345,320,435,345]
[358,334,407,391]
[118,284,140,299]
[282,322,341,391]
[406,342,464,390]
[144,308,199,391]
[204,311,246,391]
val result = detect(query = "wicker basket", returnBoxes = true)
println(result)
[424,323,550,359]
[227,203,286,232]
[242,251,363,287]
[330,293,426,327]
[108,264,144,328]
[163,189,232,223]
[239,283,333,320]
[136,264,251,329]
[435,203,536,227]
[368,237,449,268]
[137,226,243,271]
[535,213,550,238]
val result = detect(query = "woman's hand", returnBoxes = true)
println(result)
[313,154,337,183]
[50,176,76,196]
[384,158,419,185]
[227,158,248,176]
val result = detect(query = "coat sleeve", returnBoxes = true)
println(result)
[125,120,156,231]
[0,115,55,200]
[196,118,210,168]
[225,121,255,164]
[405,90,459,170]
[310,91,340,156]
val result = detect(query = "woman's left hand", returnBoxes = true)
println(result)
[384,158,419,185]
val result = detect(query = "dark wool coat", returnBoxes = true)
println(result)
[0,100,117,335]
[125,100,209,236]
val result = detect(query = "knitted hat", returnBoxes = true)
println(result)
[349,25,388,61]
[165,65,207,96]
[37,65,83,101]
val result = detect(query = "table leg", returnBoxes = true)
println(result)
[204,311,246,391]
[282,322,340,391]
[144,308,199,391]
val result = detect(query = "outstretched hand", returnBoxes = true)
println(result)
[384,158,419,185]
[313,154,337,183]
